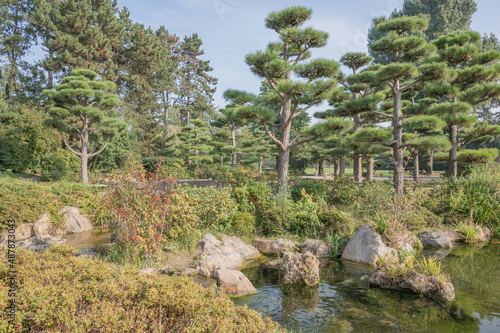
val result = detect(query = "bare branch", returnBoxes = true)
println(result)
[386,82,394,90]
[266,121,281,128]
[89,138,110,157]
[262,122,285,151]
[371,110,394,119]
[290,134,318,149]
[60,133,82,157]
[401,79,421,93]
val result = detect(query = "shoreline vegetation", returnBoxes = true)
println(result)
[1,160,499,331]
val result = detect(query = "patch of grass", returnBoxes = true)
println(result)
[418,257,442,276]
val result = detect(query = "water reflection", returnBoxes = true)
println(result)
[234,243,500,333]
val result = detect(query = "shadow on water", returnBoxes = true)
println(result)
[233,243,500,333]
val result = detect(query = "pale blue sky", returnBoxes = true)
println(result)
[117,0,500,113]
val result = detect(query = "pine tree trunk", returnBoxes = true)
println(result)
[366,158,374,181]
[259,155,263,174]
[220,156,223,166]
[393,89,404,198]
[163,91,169,134]
[449,125,458,178]
[413,149,420,182]
[339,155,345,176]
[353,154,363,183]
[231,125,237,169]
[318,159,324,175]
[81,128,89,186]
[428,150,434,174]
[333,161,338,177]
[277,148,290,194]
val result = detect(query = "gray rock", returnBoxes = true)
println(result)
[194,234,260,277]
[475,225,494,243]
[341,224,398,266]
[443,231,466,243]
[370,265,455,302]
[418,230,452,248]
[59,206,93,233]
[139,268,160,275]
[6,223,35,241]
[300,239,332,257]
[210,268,257,296]
[16,235,66,252]
[32,213,55,236]
[75,247,98,259]
[282,251,320,286]
[255,239,296,254]
[262,259,282,269]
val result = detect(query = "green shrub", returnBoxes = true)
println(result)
[232,181,271,214]
[445,162,500,234]
[290,197,322,237]
[231,211,256,235]
[256,194,295,236]
[290,180,330,202]
[41,148,80,181]
[318,206,357,237]
[327,175,359,206]
[0,245,284,332]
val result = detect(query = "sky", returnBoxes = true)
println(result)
[116,0,500,115]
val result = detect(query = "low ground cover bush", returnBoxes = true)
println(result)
[0,245,283,332]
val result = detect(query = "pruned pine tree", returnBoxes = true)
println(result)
[367,0,478,64]
[240,127,274,174]
[44,69,125,185]
[367,14,446,197]
[211,89,254,169]
[244,6,342,193]
[175,119,213,165]
[317,52,385,182]
[426,31,500,177]
[347,127,392,181]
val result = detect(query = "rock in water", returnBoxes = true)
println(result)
[341,224,397,266]
[255,239,296,254]
[300,239,332,257]
[16,235,66,252]
[418,230,452,248]
[59,206,93,233]
[282,251,320,286]
[210,268,257,296]
[370,265,455,302]
[196,234,260,270]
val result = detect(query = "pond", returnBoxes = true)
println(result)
[62,229,112,249]
[233,242,500,333]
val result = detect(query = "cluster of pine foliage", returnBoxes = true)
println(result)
[1,0,500,198]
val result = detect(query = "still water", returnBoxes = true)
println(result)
[233,243,500,333]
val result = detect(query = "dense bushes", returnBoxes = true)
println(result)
[0,245,283,332]
[41,149,80,181]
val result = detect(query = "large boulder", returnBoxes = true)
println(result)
[59,206,93,233]
[474,225,493,243]
[255,239,295,255]
[32,213,55,236]
[195,234,260,276]
[370,265,455,302]
[341,225,397,266]
[16,235,66,252]
[443,231,466,243]
[282,251,320,286]
[418,230,452,248]
[210,268,257,296]
[300,239,331,257]
[2,223,35,241]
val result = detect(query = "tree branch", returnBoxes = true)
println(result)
[371,110,394,119]
[266,120,281,128]
[60,133,82,157]
[401,79,421,93]
[89,137,110,157]
[386,82,394,90]
[262,122,285,151]
[290,134,318,149]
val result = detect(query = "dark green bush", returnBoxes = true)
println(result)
[290,180,330,202]
[231,211,256,235]
[41,148,80,181]
[0,245,284,332]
